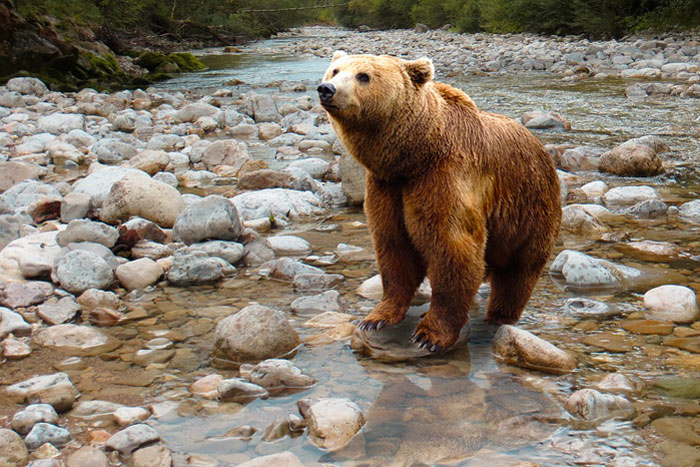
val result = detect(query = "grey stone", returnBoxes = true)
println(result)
[269,257,324,280]
[7,77,48,96]
[187,240,244,265]
[166,251,226,286]
[213,304,300,366]
[550,249,640,289]
[0,307,31,337]
[91,138,138,164]
[105,424,160,456]
[1,180,61,214]
[37,296,80,325]
[24,422,71,450]
[290,290,341,314]
[60,192,91,222]
[66,446,109,467]
[11,404,59,435]
[232,188,328,221]
[267,235,312,256]
[57,219,119,248]
[172,195,242,244]
[131,445,172,467]
[54,249,114,293]
[243,359,316,390]
[0,280,54,309]
[5,373,78,412]
[679,199,700,224]
[37,113,85,135]
[71,166,143,208]
[236,452,304,467]
[217,378,268,403]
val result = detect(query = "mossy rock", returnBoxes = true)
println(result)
[134,51,205,73]
[168,52,206,71]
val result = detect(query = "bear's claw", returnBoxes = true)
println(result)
[410,330,444,353]
[358,319,386,332]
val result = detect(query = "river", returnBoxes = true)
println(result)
[5,26,700,466]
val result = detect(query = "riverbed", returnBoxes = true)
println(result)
[3,26,700,466]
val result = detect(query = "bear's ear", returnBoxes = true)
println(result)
[405,57,434,85]
[331,50,347,63]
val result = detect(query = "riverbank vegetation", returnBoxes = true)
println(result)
[335,0,700,38]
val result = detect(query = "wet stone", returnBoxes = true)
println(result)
[583,332,635,353]
[113,407,151,426]
[131,445,173,467]
[593,373,644,395]
[651,417,700,446]
[212,304,300,366]
[24,423,72,450]
[562,297,620,319]
[166,251,227,286]
[303,311,354,328]
[565,389,634,421]
[644,285,700,323]
[0,307,31,337]
[37,296,80,325]
[242,359,316,391]
[267,235,312,256]
[292,273,344,291]
[652,377,700,399]
[268,257,324,280]
[0,280,54,308]
[35,324,119,357]
[217,378,268,403]
[620,319,674,335]
[105,423,160,456]
[291,290,342,315]
[305,322,356,346]
[187,240,244,265]
[11,404,59,435]
[68,400,125,424]
[190,374,224,399]
[493,325,577,374]
[115,258,164,290]
[5,373,78,412]
[662,336,700,354]
[133,348,175,366]
[300,397,365,452]
[237,451,305,467]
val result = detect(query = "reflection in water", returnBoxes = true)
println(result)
[328,310,563,466]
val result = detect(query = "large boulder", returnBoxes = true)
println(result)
[100,172,185,228]
[599,142,663,176]
[172,195,242,244]
[212,304,300,366]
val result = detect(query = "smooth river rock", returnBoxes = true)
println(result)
[54,249,114,294]
[299,397,365,451]
[549,249,640,289]
[232,188,328,221]
[565,388,634,421]
[115,258,164,290]
[166,251,228,286]
[100,172,185,228]
[66,446,110,467]
[237,451,305,467]
[0,307,32,337]
[5,373,78,412]
[24,422,72,450]
[34,324,119,357]
[493,325,576,374]
[644,285,700,323]
[11,404,59,435]
[212,304,300,367]
[0,428,29,465]
[598,142,663,176]
[172,195,242,244]
[57,219,119,248]
[241,359,316,391]
[105,424,160,456]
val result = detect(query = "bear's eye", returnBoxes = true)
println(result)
[332,69,339,77]
[356,73,370,83]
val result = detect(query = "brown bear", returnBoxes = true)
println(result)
[318,51,561,353]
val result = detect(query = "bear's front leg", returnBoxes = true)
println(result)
[359,176,427,331]
[404,196,486,353]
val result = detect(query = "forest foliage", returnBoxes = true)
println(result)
[12,0,700,39]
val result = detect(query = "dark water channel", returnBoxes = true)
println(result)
[13,29,700,465]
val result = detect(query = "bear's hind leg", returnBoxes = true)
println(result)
[485,258,546,325]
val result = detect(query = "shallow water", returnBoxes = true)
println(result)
[6,28,700,466]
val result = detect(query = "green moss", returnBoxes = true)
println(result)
[134,51,168,72]
[168,52,206,72]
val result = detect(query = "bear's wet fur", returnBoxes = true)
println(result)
[319,51,562,352]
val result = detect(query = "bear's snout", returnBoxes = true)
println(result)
[317,82,337,103]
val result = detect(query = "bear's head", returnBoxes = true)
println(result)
[317,51,434,125]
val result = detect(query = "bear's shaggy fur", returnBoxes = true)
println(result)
[319,51,561,352]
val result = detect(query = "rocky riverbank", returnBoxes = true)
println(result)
[1,28,700,466]
[272,26,700,98]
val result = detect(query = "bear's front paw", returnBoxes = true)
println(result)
[358,303,408,332]
[410,319,458,353]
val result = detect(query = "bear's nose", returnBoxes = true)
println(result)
[317,83,336,102]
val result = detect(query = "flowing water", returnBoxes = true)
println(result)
[6,28,700,466]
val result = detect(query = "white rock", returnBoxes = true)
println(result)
[565,388,633,421]
[267,235,312,255]
[232,188,329,221]
[301,398,365,451]
[243,359,316,390]
[0,230,62,281]
[550,250,641,288]
[113,407,151,426]
[603,185,659,209]
[71,165,144,208]
[644,285,699,323]
[11,404,59,435]
[291,290,341,314]
[7,77,48,96]
[37,113,85,135]
[679,199,700,224]
[0,307,31,337]
[34,324,115,357]
[115,258,163,290]
[493,325,576,373]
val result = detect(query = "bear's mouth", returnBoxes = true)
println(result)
[321,102,340,111]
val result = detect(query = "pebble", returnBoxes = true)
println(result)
[113,407,151,426]
[583,332,636,353]
[2,337,31,359]
[37,296,80,325]
[190,374,224,399]
[299,397,365,451]
[565,389,634,421]
[493,325,577,374]
[241,359,316,390]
